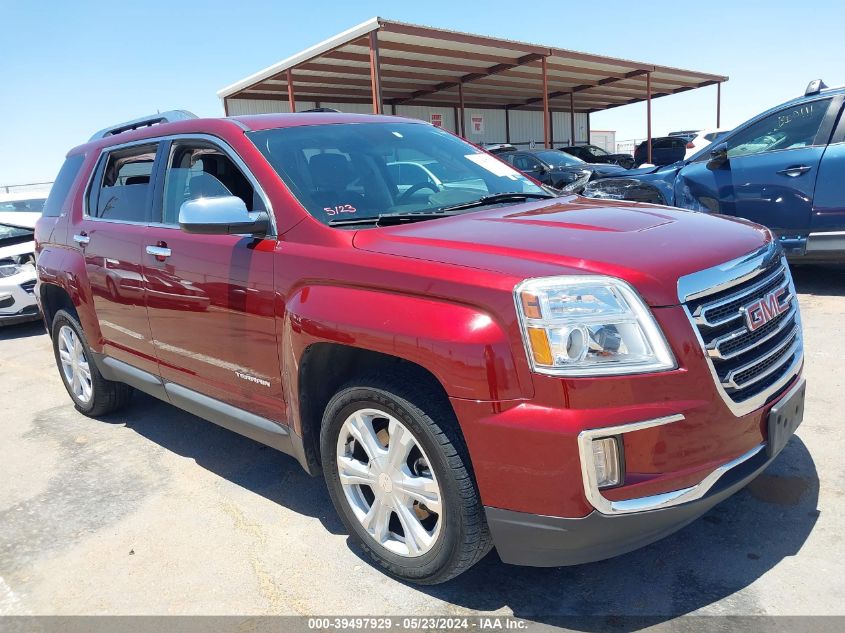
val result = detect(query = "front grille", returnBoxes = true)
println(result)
[20,280,36,295]
[684,257,801,407]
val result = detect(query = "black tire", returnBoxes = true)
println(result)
[51,309,133,416]
[320,373,492,584]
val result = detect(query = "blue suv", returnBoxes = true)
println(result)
[584,80,845,261]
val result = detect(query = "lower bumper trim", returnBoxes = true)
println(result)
[486,432,776,567]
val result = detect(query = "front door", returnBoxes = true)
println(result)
[675,96,838,235]
[142,138,285,422]
[74,142,161,375]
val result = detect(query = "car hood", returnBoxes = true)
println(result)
[0,211,40,229]
[353,196,770,307]
[0,239,35,260]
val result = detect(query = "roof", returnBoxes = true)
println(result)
[218,17,728,113]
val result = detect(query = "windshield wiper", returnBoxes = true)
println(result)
[437,191,555,212]
[328,210,465,227]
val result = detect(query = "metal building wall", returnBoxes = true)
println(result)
[551,111,589,146]
[394,105,457,133]
[507,110,544,147]
[225,99,313,115]
[459,108,507,144]
[224,99,591,148]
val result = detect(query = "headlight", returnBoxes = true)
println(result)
[560,171,591,192]
[582,179,636,200]
[514,275,676,376]
[0,262,27,278]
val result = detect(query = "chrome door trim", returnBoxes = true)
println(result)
[82,133,277,236]
[145,245,172,258]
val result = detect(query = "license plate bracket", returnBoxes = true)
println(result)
[767,379,806,458]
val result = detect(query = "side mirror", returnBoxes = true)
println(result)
[707,142,729,170]
[178,196,269,236]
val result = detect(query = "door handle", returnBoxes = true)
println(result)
[145,245,172,258]
[72,233,89,246]
[776,165,812,177]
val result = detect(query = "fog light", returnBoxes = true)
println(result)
[592,437,621,488]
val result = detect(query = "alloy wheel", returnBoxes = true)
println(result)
[58,325,93,404]
[336,408,443,557]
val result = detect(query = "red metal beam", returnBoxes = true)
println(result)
[458,82,465,137]
[717,82,721,128]
[542,57,550,148]
[389,52,545,105]
[368,31,382,114]
[646,72,652,164]
[286,69,296,113]
[570,93,575,145]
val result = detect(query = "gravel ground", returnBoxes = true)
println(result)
[1,264,843,626]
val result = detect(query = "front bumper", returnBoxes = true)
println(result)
[486,378,806,567]
[0,268,39,325]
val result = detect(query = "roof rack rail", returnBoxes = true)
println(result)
[89,110,198,141]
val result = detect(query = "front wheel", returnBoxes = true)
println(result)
[51,309,133,416]
[320,376,491,584]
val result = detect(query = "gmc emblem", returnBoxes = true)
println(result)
[742,287,788,331]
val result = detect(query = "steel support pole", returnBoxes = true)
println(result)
[505,108,510,143]
[542,56,550,148]
[286,69,296,113]
[646,72,653,164]
[570,93,576,145]
[368,31,383,114]
[717,82,722,128]
[458,82,466,137]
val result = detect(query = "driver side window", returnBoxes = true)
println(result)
[726,98,831,159]
[161,142,261,225]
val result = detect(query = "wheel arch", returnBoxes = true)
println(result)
[295,342,463,475]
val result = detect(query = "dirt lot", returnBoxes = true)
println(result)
[1,265,843,624]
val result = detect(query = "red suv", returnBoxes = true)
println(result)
[35,111,806,584]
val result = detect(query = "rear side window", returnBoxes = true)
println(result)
[89,144,158,221]
[42,154,85,217]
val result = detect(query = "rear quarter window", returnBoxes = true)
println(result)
[42,154,86,217]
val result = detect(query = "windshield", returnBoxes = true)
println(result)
[0,223,34,241]
[248,123,546,226]
[0,198,45,212]
[533,150,585,167]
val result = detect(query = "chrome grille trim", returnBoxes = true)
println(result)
[707,303,798,361]
[693,268,789,328]
[722,328,800,389]
[678,242,803,417]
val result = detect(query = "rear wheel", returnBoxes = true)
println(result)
[321,376,491,584]
[51,309,133,416]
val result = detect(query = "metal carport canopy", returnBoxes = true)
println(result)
[218,17,728,154]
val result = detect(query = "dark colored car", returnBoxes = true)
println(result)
[35,109,805,585]
[559,144,635,169]
[585,80,845,261]
[499,149,626,192]
[633,136,688,167]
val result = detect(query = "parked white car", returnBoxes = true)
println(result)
[0,190,48,214]
[684,128,729,159]
[0,212,40,325]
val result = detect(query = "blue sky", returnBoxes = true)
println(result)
[3,0,843,184]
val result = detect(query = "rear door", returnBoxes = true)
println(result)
[142,137,285,422]
[74,142,162,375]
[675,96,840,233]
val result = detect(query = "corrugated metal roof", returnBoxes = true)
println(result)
[218,17,727,113]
